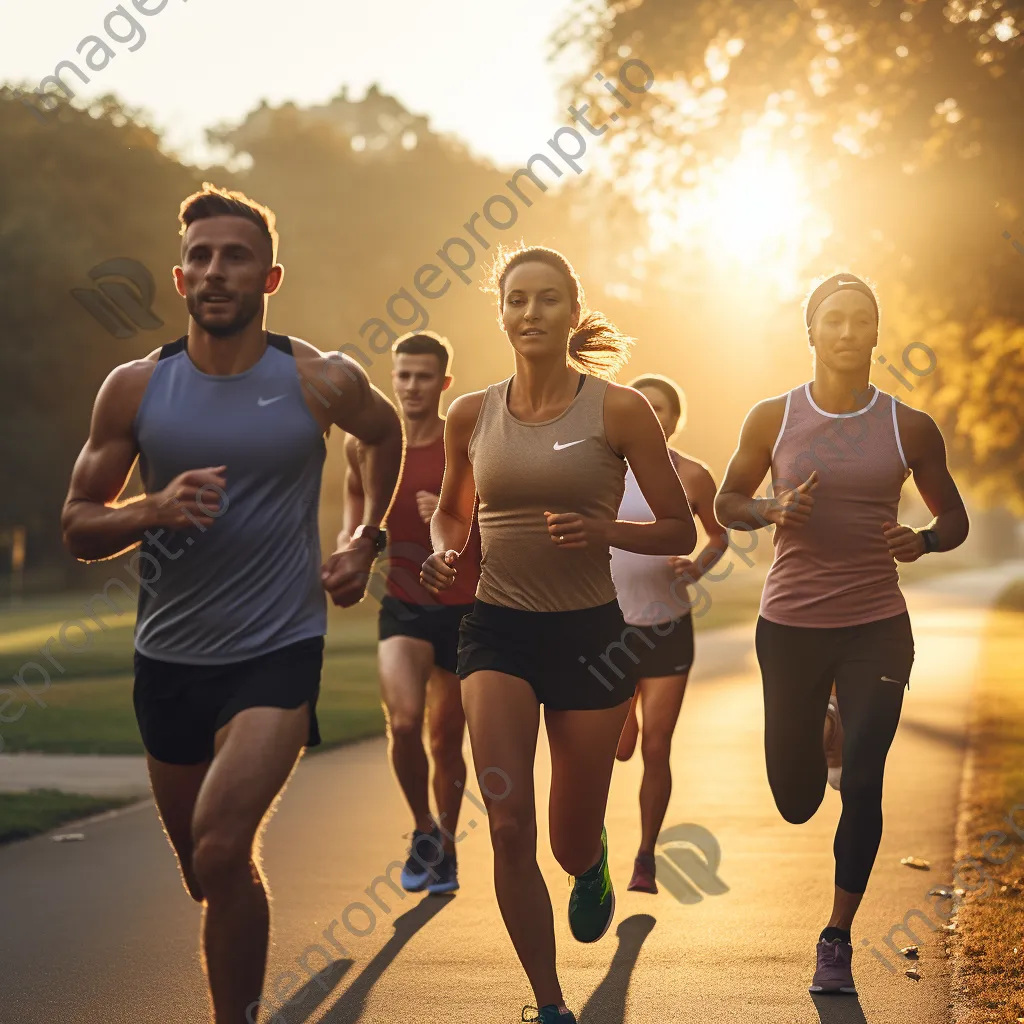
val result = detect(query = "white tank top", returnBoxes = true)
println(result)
[610,453,691,626]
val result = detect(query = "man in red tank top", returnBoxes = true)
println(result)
[338,332,481,894]
[716,273,969,998]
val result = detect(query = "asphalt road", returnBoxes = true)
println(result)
[1,563,1020,1024]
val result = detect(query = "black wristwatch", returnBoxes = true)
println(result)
[919,528,941,554]
[352,524,387,553]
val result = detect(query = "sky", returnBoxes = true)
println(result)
[2,0,582,168]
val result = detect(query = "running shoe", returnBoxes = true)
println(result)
[400,827,441,892]
[522,1005,577,1023]
[824,699,844,791]
[626,852,658,894]
[425,852,459,894]
[809,938,857,994]
[568,825,615,943]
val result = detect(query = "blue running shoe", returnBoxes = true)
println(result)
[400,827,442,892]
[426,852,459,894]
[522,1006,577,1023]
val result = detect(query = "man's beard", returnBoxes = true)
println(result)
[186,291,263,338]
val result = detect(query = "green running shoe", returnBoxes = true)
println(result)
[568,825,615,943]
[522,1006,577,1023]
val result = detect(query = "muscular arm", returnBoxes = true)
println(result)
[336,433,366,550]
[898,405,969,551]
[62,359,228,562]
[714,398,787,531]
[605,386,697,555]
[315,349,405,539]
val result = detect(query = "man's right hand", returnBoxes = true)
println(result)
[770,471,818,528]
[149,467,227,530]
[421,550,459,593]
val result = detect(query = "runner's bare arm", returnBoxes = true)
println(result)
[896,405,969,551]
[421,392,483,593]
[603,385,697,555]
[336,433,366,550]
[431,392,482,556]
[62,359,227,561]
[715,397,789,530]
[316,350,404,534]
[671,460,729,580]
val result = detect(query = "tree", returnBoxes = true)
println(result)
[557,0,1024,508]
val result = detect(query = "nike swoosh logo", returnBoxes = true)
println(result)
[880,675,903,684]
[257,395,286,407]
[553,439,586,451]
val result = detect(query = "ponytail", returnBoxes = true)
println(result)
[486,243,635,380]
[568,311,635,380]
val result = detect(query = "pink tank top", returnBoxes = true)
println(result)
[759,383,909,628]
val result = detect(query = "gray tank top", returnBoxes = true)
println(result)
[132,334,327,664]
[469,374,625,612]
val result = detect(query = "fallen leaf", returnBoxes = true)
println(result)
[901,856,931,870]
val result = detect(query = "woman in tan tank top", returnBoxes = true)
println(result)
[420,246,696,1024]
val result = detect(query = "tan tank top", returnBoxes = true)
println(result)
[469,374,626,612]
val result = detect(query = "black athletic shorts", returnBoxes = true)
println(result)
[457,599,637,710]
[378,595,474,675]
[628,614,695,679]
[133,636,324,765]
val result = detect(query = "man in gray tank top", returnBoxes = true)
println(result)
[61,184,403,1024]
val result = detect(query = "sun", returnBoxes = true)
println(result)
[641,135,832,297]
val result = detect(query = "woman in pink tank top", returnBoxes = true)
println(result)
[419,246,696,1024]
[716,273,969,998]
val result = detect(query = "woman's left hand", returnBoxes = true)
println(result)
[544,511,611,550]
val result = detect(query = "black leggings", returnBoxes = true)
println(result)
[756,612,915,894]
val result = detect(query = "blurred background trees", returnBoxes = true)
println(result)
[1,0,1021,590]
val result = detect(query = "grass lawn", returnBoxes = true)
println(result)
[0,789,135,845]
[947,578,1024,1021]
[0,557,970,755]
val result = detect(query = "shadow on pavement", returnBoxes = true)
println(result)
[578,914,657,1023]
[279,960,356,1023]
[312,893,456,1024]
[898,718,968,752]
[810,993,871,1023]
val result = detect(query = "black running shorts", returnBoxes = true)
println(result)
[378,595,474,674]
[628,614,695,679]
[457,599,637,710]
[133,636,324,765]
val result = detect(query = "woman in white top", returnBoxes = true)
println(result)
[610,374,729,894]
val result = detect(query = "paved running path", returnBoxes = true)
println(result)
[0,563,1020,1024]
[0,752,149,795]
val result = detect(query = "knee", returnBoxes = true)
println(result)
[640,732,672,765]
[429,726,465,769]
[770,777,821,825]
[191,831,253,894]
[489,815,536,866]
[389,710,423,740]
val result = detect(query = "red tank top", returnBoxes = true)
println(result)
[759,384,909,627]
[385,434,481,605]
